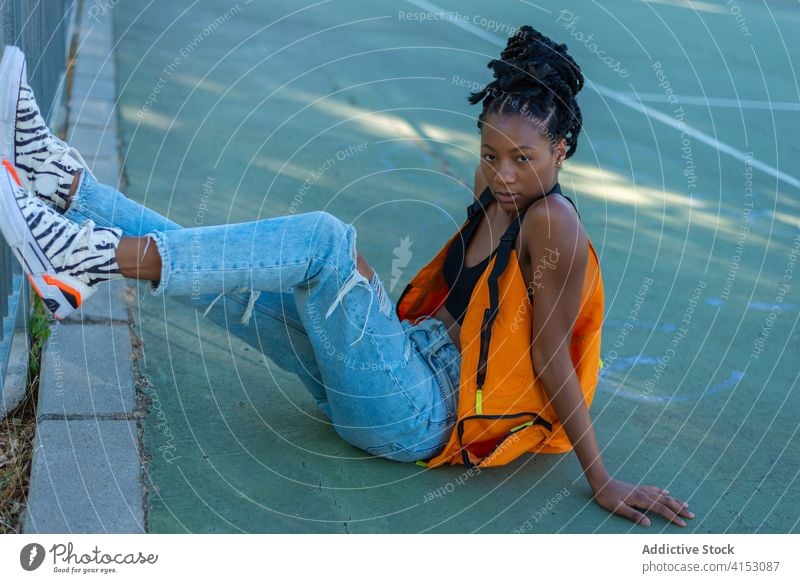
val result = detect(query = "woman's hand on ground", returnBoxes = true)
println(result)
[591,477,695,527]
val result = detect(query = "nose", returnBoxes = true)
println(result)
[492,159,517,187]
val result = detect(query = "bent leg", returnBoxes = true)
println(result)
[142,211,456,460]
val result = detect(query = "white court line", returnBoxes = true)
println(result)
[592,80,800,191]
[403,0,800,192]
[616,91,800,111]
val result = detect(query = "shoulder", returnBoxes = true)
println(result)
[521,194,589,347]
[521,194,587,255]
[519,194,589,294]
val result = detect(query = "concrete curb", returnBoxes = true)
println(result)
[22,2,145,533]
[0,275,30,420]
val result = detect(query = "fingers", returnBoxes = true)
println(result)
[638,496,695,527]
[613,502,651,527]
[643,485,668,496]
[597,483,696,528]
[655,491,695,520]
[649,501,689,527]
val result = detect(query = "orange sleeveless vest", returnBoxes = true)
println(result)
[396,184,604,468]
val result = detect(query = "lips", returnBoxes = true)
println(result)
[495,191,520,202]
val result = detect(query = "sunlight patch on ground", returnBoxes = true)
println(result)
[418,122,479,152]
[561,162,758,239]
[279,87,421,140]
[171,72,232,95]
[251,155,319,184]
[640,0,729,15]
[120,104,183,130]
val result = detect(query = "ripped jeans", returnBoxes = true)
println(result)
[65,172,461,462]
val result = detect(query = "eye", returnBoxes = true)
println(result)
[481,153,496,162]
[517,155,531,163]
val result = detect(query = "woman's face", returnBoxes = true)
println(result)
[478,112,566,214]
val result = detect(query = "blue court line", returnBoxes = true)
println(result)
[598,355,744,403]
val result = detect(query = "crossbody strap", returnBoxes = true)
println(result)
[473,182,566,394]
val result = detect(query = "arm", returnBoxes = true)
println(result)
[524,201,695,527]
[524,202,608,486]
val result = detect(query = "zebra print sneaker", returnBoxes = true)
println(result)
[0,159,122,319]
[1,45,89,212]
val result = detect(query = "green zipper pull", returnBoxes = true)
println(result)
[509,420,534,433]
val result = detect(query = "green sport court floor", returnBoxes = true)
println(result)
[108,0,798,533]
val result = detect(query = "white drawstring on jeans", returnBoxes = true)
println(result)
[326,269,372,346]
[325,268,393,347]
[201,288,262,326]
[241,289,261,326]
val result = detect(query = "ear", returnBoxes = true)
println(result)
[553,137,567,167]
[555,137,567,162]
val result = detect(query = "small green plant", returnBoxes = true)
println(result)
[28,294,51,381]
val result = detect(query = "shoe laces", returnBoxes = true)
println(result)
[41,135,93,177]
[60,219,99,271]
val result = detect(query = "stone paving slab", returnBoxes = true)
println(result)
[73,24,112,52]
[23,419,145,533]
[80,1,114,29]
[73,54,115,82]
[70,96,117,128]
[38,321,135,417]
[74,34,113,57]
[71,75,116,101]
[86,157,123,186]
[67,124,119,158]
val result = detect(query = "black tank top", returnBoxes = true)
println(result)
[443,184,577,327]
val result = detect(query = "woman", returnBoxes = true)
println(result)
[0,26,693,528]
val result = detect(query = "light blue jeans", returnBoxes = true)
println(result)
[66,172,461,462]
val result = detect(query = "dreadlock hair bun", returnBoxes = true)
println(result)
[469,25,584,159]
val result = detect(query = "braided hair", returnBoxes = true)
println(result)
[468,25,584,159]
